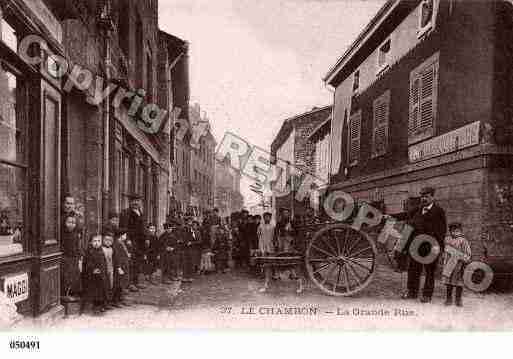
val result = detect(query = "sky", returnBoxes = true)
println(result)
[158,0,386,208]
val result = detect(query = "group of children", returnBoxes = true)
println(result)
[61,209,235,315]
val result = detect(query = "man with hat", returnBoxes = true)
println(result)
[119,193,146,290]
[403,186,447,303]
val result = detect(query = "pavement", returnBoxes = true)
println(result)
[11,265,513,331]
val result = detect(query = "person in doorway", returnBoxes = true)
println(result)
[403,186,447,303]
[61,213,83,299]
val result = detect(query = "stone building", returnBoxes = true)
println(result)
[324,0,513,260]
[269,106,332,218]
[159,30,191,219]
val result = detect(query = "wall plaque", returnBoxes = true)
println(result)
[408,121,480,163]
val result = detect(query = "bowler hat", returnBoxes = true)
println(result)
[420,186,435,196]
[127,193,143,200]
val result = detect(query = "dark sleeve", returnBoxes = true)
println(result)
[437,207,447,244]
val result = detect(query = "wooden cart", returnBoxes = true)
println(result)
[255,221,378,296]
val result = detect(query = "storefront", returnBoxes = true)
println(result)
[0,0,63,317]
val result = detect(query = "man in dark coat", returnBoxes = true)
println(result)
[403,186,447,303]
[237,210,251,268]
[119,194,146,290]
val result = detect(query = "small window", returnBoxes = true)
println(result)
[377,39,391,74]
[372,90,391,157]
[418,0,435,37]
[352,70,360,93]
[408,53,439,144]
[348,110,361,165]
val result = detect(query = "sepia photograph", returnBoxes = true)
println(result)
[1,0,513,349]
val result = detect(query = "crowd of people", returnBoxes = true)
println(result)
[57,185,472,315]
[59,193,305,315]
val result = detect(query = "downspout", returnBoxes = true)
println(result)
[99,1,114,222]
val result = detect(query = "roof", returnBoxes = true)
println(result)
[159,29,188,62]
[323,0,401,86]
[307,115,332,142]
[270,105,332,155]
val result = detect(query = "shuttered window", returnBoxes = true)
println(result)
[372,90,390,157]
[348,110,361,164]
[408,53,439,144]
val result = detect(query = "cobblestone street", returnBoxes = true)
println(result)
[15,264,513,331]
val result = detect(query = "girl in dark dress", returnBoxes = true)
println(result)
[82,234,109,315]
[61,214,83,299]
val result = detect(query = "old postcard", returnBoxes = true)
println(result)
[1,0,513,342]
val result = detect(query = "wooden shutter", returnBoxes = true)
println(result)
[348,110,361,164]
[373,90,390,157]
[408,53,439,143]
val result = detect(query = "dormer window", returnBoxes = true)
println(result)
[352,70,360,93]
[418,0,436,38]
[377,39,391,74]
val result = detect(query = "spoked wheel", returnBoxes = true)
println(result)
[305,223,377,296]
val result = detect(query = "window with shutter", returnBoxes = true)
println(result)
[348,110,361,165]
[408,53,439,144]
[372,90,390,157]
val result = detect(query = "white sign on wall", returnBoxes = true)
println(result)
[2,273,29,304]
[408,121,481,163]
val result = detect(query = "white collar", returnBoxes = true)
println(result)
[423,203,434,211]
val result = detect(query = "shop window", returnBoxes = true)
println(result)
[43,96,59,244]
[377,39,391,74]
[372,90,391,157]
[0,164,25,257]
[0,64,26,257]
[348,110,361,166]
[1,17,17,53]
[408,53,439,144]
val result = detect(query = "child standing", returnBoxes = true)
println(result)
[112,230,131,307]
[442,222,472,307]
[102,232,115,310]
[82,234,109,315]
[160,219,182,284]
[61,213,83,299]
[141,224,157,285]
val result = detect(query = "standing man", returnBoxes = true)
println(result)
[403,187,447,303]
[237,210,251,269]
[120,194,146,290]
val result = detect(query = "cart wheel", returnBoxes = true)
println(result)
[305,223,377,296]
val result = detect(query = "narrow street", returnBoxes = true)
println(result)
[17,265,513,331]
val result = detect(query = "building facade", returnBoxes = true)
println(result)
[325,0,513,259]
[0,0,190,318]
[189,103,216,219]
[270,106,332,218]
[0,0,66,317]
[214,157,244,219]
[307,116,331,214]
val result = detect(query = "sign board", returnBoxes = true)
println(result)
[19,0,63,44]
[2,273,29,304]
[409,121,480,163]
